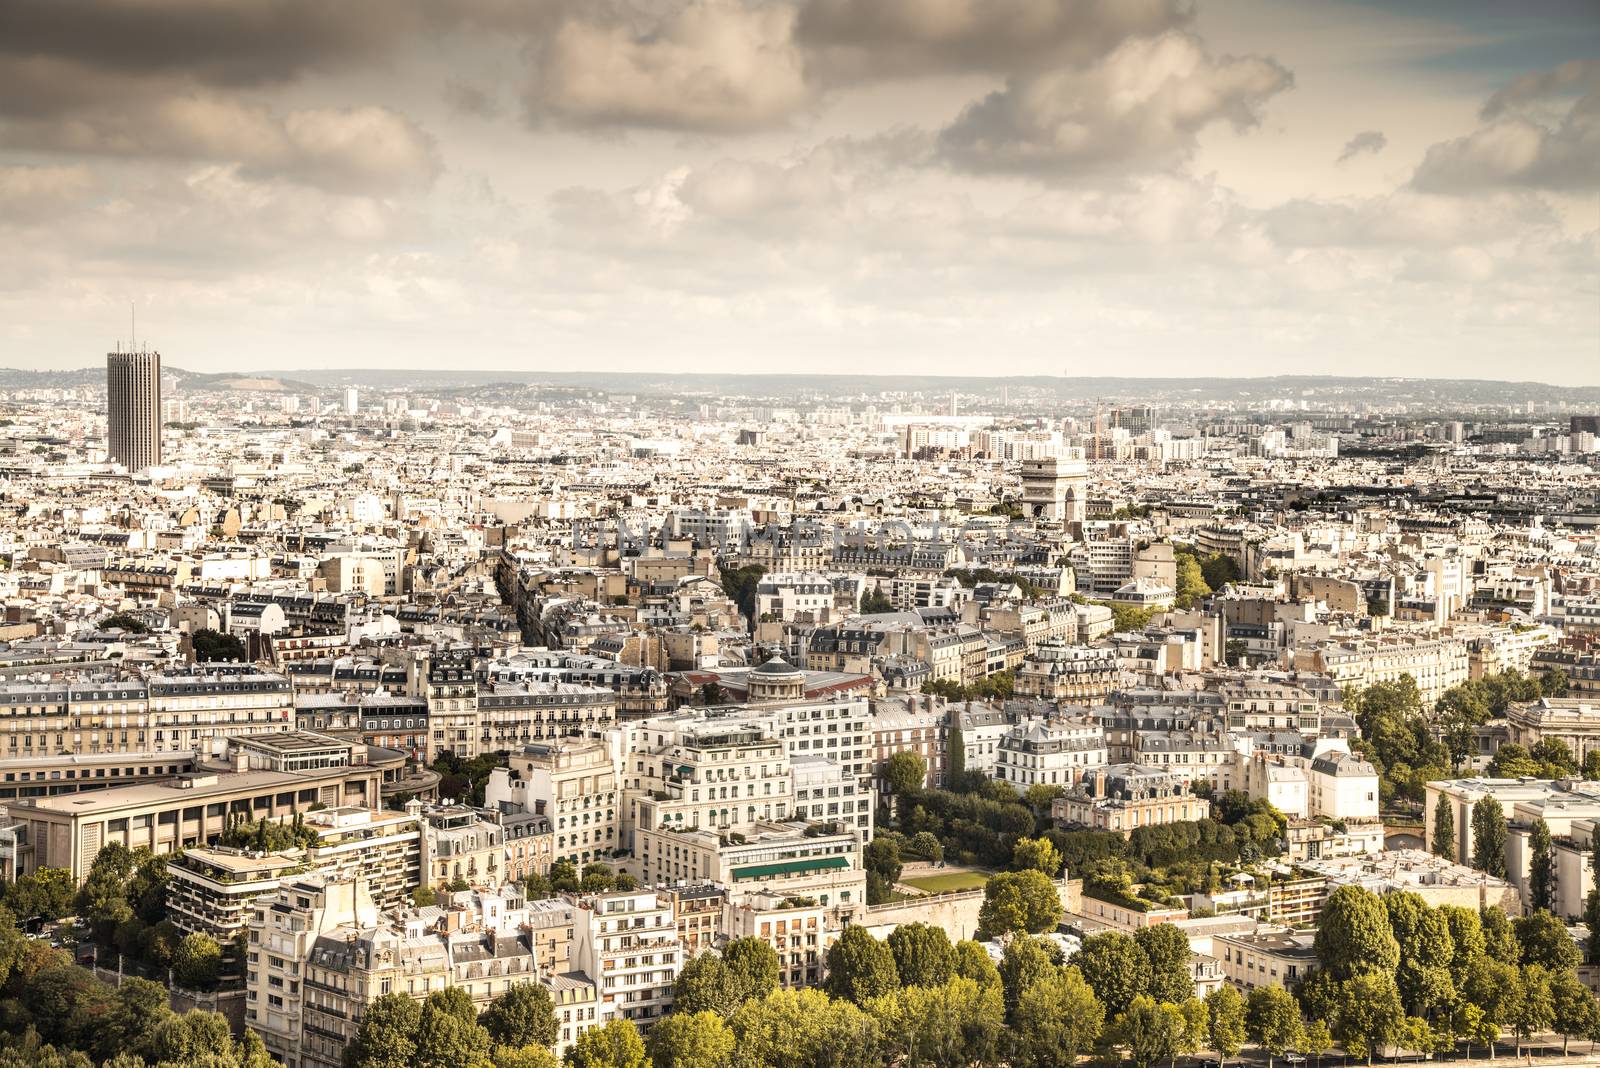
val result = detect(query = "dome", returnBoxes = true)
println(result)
[747,657,805,702]
[750,656,803,680]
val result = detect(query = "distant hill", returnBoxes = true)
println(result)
[0,366,315,392]
[2,365,1596,405]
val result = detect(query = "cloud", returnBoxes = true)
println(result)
[523,0,811,132]
[794,0,1192,80]
[0,164,96,221]
[0,0,423,94]
[2,96,440,194]
[937,32,1291,176]
[444,80,504,119]
[1413,59,1599,193]
[1337,130,1386,163]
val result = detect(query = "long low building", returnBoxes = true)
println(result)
[5,732,396,881]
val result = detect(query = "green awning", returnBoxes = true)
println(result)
[731,856,851,881]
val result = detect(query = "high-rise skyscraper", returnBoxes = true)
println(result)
[107,350,162,470]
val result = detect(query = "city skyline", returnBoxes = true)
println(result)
[1,1,1597,381]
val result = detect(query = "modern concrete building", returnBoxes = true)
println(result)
[107,349,162,470]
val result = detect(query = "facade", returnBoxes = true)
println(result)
[1052,764,1211,835]
[1216,929,1318,991]
[107,349,162,470]
[571,889,683,1027]
[7,741,390,882]
[994,717,1109,788]
[486,739,619,866]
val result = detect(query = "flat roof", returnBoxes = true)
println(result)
[9,764,360,817]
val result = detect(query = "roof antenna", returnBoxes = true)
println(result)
[131,302,136,353]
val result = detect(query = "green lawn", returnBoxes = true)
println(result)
[901,870,992,894]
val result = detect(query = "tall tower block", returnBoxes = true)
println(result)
[106,349,162,470]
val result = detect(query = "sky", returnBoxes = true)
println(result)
[1,0,1597,382]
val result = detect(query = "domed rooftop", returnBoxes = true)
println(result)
[748,656,806,702]
[750,656,803,679]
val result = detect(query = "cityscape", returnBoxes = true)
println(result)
[3,3,1600,1068]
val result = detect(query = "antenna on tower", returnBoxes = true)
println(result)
[131,303,136,353]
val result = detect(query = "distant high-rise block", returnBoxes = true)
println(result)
[107,350,162,470]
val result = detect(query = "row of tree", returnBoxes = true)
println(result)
[0,902,272,1068]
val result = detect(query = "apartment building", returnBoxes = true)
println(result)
[477,680,618,753]
[1052,764,1210,835]
[0,667,293,758]
[1015,643,1121,702]
[485,739,619,866]
[993,717,1109,788]
[869,698,946,791]
[1293,633,1469,704]
[571,889,683,1027]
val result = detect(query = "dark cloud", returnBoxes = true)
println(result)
[937,33,1291,178]
[1413,60,1599,193]
[1336,129,1386,163]
[0,0,424,93]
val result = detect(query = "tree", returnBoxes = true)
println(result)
[860,589,894,615]
[648,1011,734,1068]
[1134,924,1194,1005]
[1299,1019,1333,1068]
[191,628,246,663]
[98,612,150,634]
[1507,965,1555,1058]
[565,1019,647,1068]
[345,994,423,1068]
[1314,885,1400,980]
[910,832,943,862]
[1514,908,1580,971]
[1074,931,1152,1018]
[1205,984,1247,1066]
[953,939,1001,993]
[418,990,492,1068]
[723,937,781,1005]
[1011,837,1063,878]
[824,925,899,1006]
[1385,892,1455,1017]
[887,922,956,989]
[729,988,880,1068]
[863,838,904,890]
[1114,995,1184,1068]
[1480,905,1520,964]
[998,936,1057,1019]
[480,983,558,1050]
[171,931,222,990]
[1529,818,1555,913]
[104,976,173,1062]
[1245,986,1304,1068]
[1549,966,1600,1055]
[675,954,738,1017]
[1332,972,1404,1066]
[8,866,76,924]
[1471,797,1508,878]
[866,975,1003,1068]
[1008,967,1103,1068]
[1173,554,1211,609]
[884,752,928,797]
[976,870,1062,939]
[1431,793,1456,859]
[496,1047,560,1068]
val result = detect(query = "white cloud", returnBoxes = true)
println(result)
[525,1,810,132]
